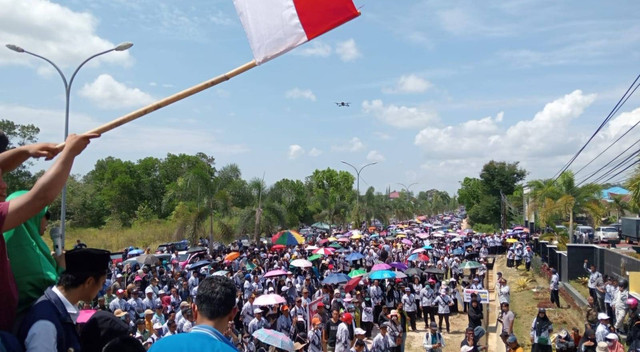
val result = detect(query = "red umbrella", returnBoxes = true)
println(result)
[344,276,362,293]
[418,253,430,262]
[271,244,286,251]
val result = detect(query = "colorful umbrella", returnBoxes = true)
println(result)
[290,259,313,268]
[224,252,240,262]
[401,239,412,246]
[351,234,363,240]
[252,328,294,351]
[371,263,392,271]
[369,270,396,280]
[322,273,350,284]
[348,268,367,278]
[272,230,305,246]
[308,254,323,261]
[313,248,335,256]
[264,269,289,278]
[390,262,408,271]
[344,276,362,293]
[305,245,319,251]
[412,248,426,254]
[254,294,287,306]
[329,243,343,249]
[271,244,286,251]
[346,252,365,261]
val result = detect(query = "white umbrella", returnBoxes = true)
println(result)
[290,259,313,268]
[254,294,287,306]
[305,245,319,251]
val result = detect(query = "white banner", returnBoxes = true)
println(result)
[463,289,490,303]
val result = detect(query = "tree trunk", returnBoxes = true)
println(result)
[569,211,574,244]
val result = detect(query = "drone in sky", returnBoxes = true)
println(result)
[335,102,350,107]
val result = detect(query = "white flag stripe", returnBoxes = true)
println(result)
[234,0,308,65]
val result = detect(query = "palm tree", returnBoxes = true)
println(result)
[609,194,630,222]
[555,171,603,242]
[626,162,640,216]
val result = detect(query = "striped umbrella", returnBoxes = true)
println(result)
[271,230,305,245]
[313,248,335,256]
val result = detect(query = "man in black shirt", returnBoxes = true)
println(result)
[324,309,340,352]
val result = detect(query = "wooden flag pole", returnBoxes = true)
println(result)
[57,59,257,147]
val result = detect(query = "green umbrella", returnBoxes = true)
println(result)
[311,222,331,230]
[329,243,343,249]
[245,262,256,270]
[308,254,323,261]
[349,269,367,278]
[459,261,482,270]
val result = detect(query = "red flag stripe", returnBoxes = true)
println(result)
[293,0,360,41]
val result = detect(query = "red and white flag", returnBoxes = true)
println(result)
[233,0,360,65]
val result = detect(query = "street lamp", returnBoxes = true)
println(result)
[6,42,133,250]
[341,161,378,226]
[397,182,418,196]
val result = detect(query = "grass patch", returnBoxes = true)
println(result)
[569,279,591,301]
[497,257,585,351]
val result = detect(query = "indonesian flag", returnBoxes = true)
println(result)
[233,0,360,65]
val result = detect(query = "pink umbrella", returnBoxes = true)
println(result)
[412,248,426,254]
[264,269,289,278]
[254,294,287,306]
[401,239,412,246]
[337,238,350,243]
[313,248,335,255]
[371,263,392,271]
[416,233,429,239]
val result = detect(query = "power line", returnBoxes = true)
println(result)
[552,73,640,179]
[599,159,640,185]
[586,149,640,185]
[576,139,640,185]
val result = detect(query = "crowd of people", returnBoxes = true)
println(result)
[2,131,640,352]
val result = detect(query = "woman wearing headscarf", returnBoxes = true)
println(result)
[530,308,553,352]
[3,190,63,314]
[578,328,598,352]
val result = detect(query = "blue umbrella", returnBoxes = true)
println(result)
[452,248,464,255]
[463,242,473,247]
[423,245,433,250]
[187,260,211,271]
[322,273,351,285]
[346,252,365,261]
[407,253,419,261]
[369,270,396,280]
[370,234,380,238]
[128,249,143,256]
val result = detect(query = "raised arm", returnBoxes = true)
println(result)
[2,134,98,232]
[0,143,60,173]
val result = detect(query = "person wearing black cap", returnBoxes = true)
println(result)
[18,247,111,352]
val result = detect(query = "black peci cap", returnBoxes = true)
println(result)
[65,248,111,275]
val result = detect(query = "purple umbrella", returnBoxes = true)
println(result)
[401,239,412,246]
[371,263,392,271]
[389,262,408,271]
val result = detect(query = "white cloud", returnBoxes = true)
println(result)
[79,74,155,109]
[336,39,361,62]
[309,148,323,157]
[384,74,433,94]
[295,41,332,57]
[285,88,316,101]
[288,145,305,159]
[332,137,364,152]
[0,0,133,69]
[414,89,598,169]
[367,150,386,162]
[374,132,392,140]
[362,100,438,129]
[0,103,250,160]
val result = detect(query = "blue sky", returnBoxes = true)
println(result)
[1,0,639,195]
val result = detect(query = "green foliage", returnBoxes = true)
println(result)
[473,223,498,234]
[0,119,40,190]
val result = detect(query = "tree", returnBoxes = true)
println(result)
[306,168,355,227]
[457,178,483,211]
[0,119,40,190]
[626,162,640,215]
[555,171,602,240]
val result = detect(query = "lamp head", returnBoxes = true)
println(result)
[6,44,25,53]
[114,42,133,51]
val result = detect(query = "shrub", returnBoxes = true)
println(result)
[515,277,535,292]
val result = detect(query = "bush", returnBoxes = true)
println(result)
[515,277,535,292]
[473,223,497,234]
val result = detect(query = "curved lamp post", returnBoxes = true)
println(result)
[5,42,133,245]
[341,161,378,226]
